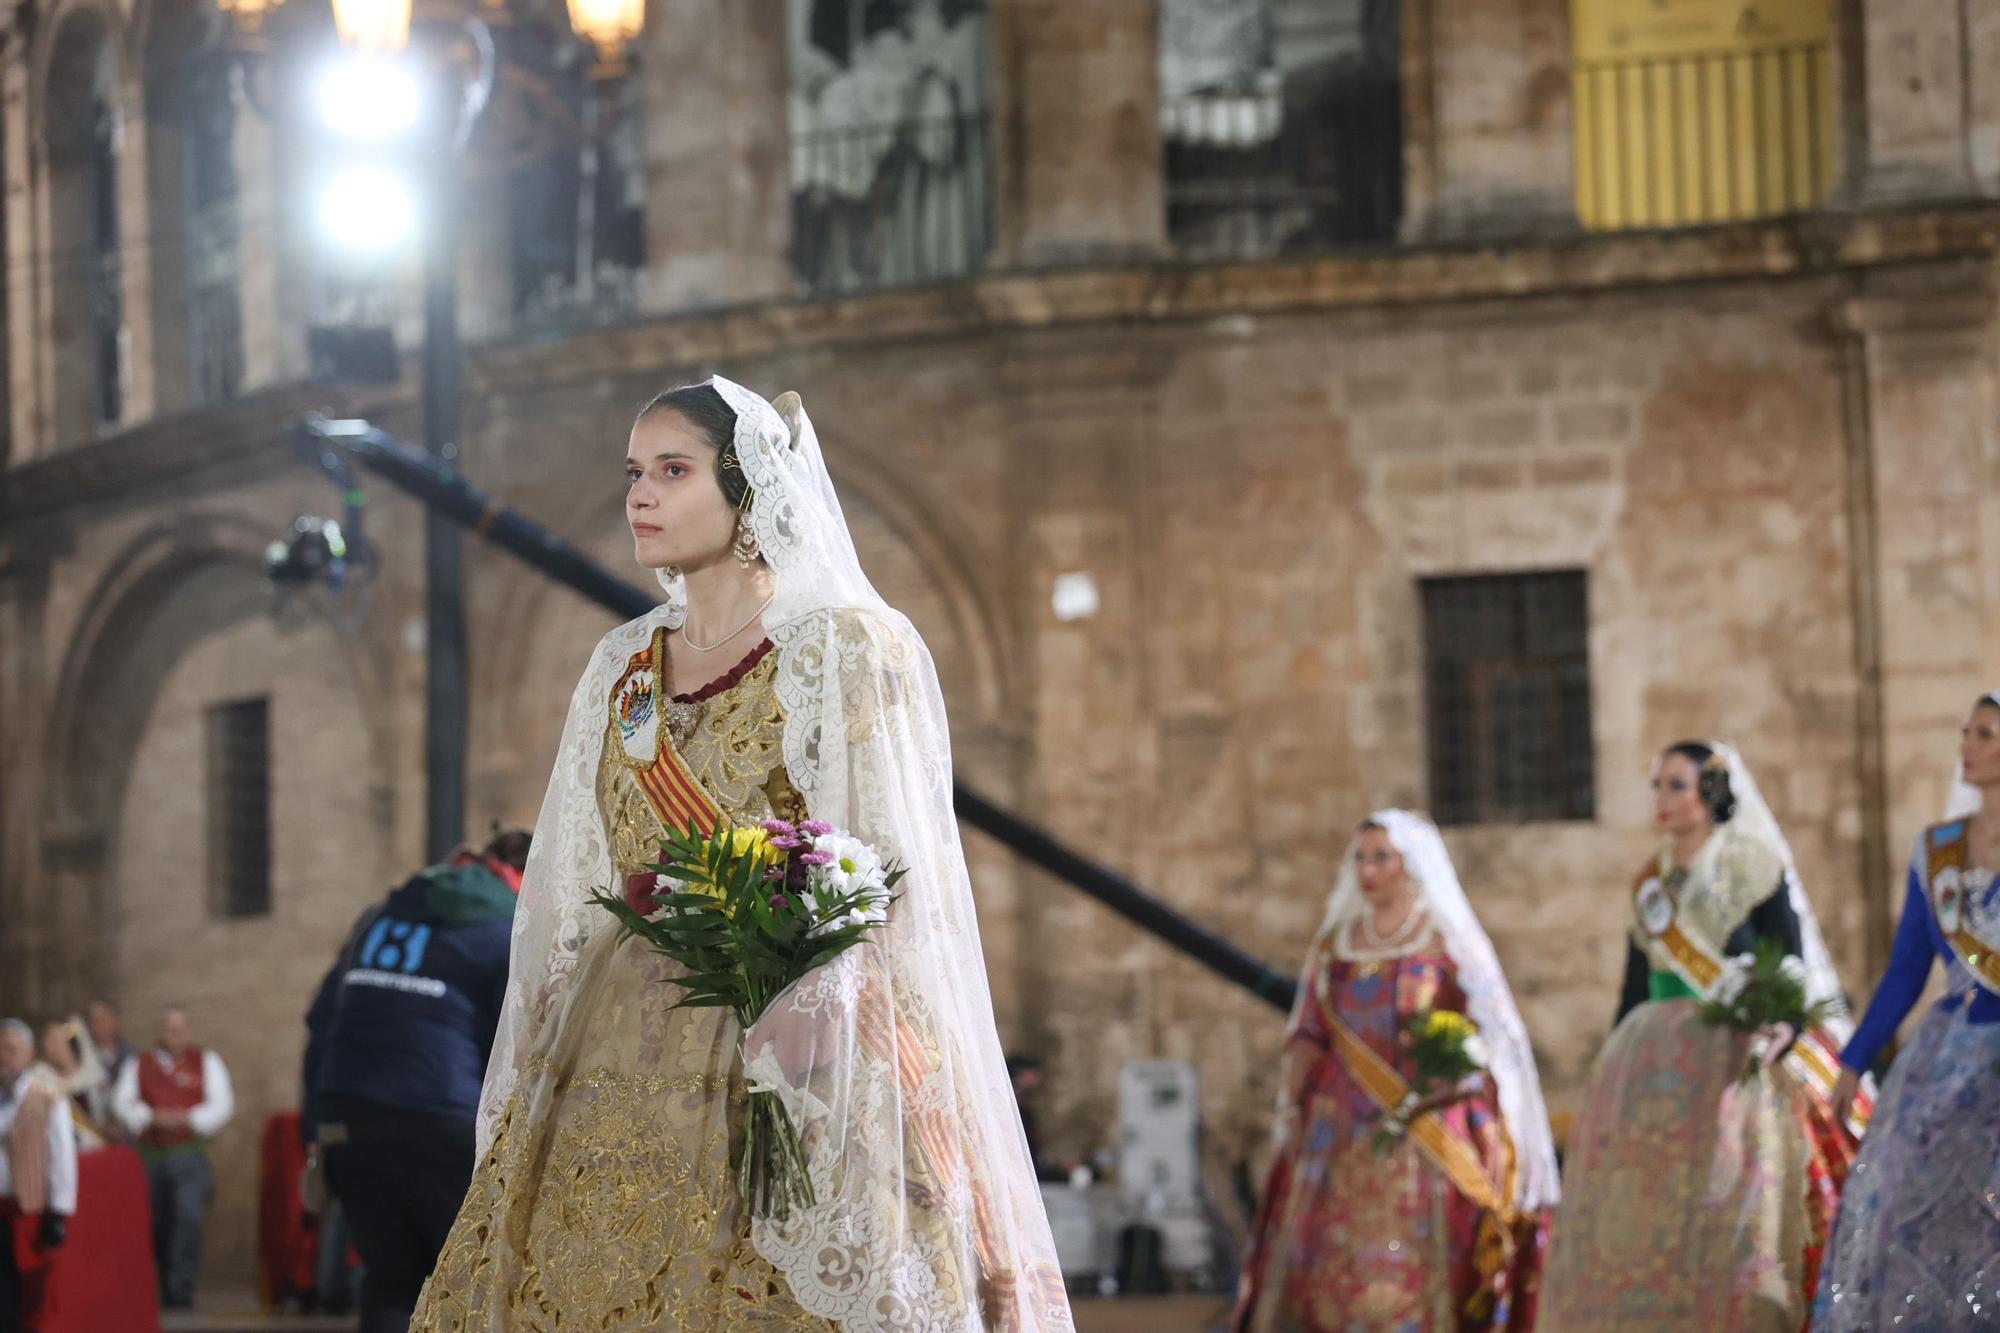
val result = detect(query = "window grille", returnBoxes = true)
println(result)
[1422,571,1594,825]
[207,698,272,919]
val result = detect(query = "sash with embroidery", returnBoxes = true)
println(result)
[1631,865,1859,1119]
[1312,940,1512,1304]
[1319,1007,1508,1215]
[610,628,724,839]
[1926,819,2000,995]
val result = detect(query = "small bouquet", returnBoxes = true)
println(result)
[1696,939,1836,1081]
[590,817,903,1219]
[1373,1008,1488,1152]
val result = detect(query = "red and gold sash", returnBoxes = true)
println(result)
[611,629,723,839]
[1927,820,2000,995]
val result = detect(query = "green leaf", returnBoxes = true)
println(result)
[671,993,740,1010]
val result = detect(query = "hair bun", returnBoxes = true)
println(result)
[770,391,805,450]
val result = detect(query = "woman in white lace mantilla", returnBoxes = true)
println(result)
[411,378,1070,1332]
[1537,741,1863,1332]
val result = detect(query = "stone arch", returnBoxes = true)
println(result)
[35,513,394,1006]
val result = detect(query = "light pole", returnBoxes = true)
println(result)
[223,0,642,861]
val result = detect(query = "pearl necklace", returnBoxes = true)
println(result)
[679,594,774,654]
[1343,898,1429,962]
[1359,898,1426,945]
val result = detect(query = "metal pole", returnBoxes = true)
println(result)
[294,416,1300,1012]
[420,138,469,863]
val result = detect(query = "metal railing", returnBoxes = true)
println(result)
[791,111,995,297]
[1574,40,1832,230]
[1165,75,1402,261]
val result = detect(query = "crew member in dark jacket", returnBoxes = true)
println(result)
[302,828,527,1333]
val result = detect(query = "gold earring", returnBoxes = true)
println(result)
[732,515,761,569]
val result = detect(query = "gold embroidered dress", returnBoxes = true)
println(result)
[412,633,831,1332]
[1537,825,1851,1332]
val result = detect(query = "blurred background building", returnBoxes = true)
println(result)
[2,0,1999,1293]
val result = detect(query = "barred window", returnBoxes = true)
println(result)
[1422,572,1594,825]
[1161,0,1403,259]
[207,698,271,919]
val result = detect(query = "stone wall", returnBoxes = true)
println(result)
[7,238,1997,1282]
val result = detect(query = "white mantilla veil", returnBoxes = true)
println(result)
[1945,690,2000,820]
[481,375,1070,1331]
[1707,742,1853,1038]
[1312,810,1561,1213]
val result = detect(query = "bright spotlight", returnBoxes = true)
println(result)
[318,165,417,252]
[316,56,421,140]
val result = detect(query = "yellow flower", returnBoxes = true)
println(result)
[660,826,785,903]
[1421,1011,1476,1044]
[719,825,784,868]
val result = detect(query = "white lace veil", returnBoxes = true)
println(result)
[1945,690,2000,819]
[1312,810,1561,1213]
[481,376,1070,1331]
[1708,742,1853,1035]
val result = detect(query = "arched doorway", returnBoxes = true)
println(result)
[40,519,396,1282]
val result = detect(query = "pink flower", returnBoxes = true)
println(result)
[762,819,797,837]
[770,893,790,911]
[798,851,834,867]
[799,820,834,837]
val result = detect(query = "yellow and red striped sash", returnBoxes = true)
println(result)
[617,634,1021,1307]
[612,629,723,838]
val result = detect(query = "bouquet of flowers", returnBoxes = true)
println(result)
[1696,938,1836,1081]
[1374,1008,1488,1152]
[590,817,904,1219]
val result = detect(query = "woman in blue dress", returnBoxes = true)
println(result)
[1814,688,2000,1328]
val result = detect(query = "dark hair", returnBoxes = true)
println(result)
[482,826,533,872]
[637,383,749,509]
[1356,818,1387,835]
[1662,740,1736,823]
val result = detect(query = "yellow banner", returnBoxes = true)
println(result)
[1574,0,1831,62]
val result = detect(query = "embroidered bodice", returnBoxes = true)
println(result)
[597,633,808,877]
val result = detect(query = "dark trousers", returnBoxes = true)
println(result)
[145,1149,213,1309]
[320,1095,475,1333]
[0,1215,19,1333]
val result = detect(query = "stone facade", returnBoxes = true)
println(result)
[4,0,2000,1289]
